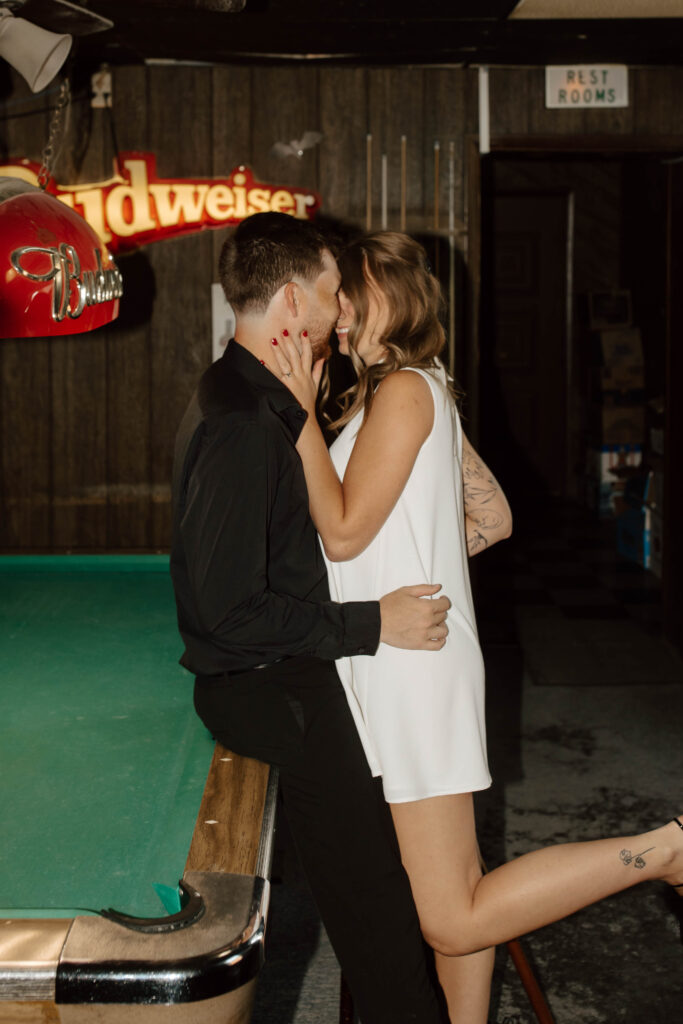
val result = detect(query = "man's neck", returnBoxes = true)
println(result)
[234,314,281,374]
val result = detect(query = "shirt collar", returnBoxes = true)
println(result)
[223,339,309,440]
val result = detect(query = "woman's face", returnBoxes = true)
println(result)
[335,279,388,366]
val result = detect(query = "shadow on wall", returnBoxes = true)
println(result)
[112,249,157,330]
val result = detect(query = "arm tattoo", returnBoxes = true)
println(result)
[468,508,504,530]
[462,448,499,509]
[462,443,504,556]
[467,530,488,556]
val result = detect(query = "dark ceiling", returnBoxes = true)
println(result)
[20,0,683,67]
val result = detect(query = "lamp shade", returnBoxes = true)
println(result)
[0,10,72,93]
[0,178,122,337]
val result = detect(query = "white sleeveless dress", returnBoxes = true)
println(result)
[324,363,491,803]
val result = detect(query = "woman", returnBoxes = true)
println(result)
[271,231,683,1023]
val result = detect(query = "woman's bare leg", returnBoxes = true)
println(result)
[435,946,495,1023]
[391,794,683,957]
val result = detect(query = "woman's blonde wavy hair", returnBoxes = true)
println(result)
[325,231,458,431]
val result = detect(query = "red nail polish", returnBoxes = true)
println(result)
[302,330,308,337]
[259,359,266,365]
[271,338,278,346]
[282,328,289,336]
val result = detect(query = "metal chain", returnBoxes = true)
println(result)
[38,79,71,190]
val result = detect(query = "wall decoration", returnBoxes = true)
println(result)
[0,153,322,255]
[211,284,235,363]
[0,176,122,338]
[270,131,323,160]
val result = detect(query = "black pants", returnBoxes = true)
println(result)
[194,655,445,1024]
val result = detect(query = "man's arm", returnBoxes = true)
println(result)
[177,421,448,666]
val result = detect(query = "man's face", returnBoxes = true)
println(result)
[299,249,341,361]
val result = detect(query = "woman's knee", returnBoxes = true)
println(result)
[419,910,479,958]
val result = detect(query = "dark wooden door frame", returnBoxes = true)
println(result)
[465,133,683,653]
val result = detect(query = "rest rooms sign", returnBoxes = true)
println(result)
[545,66,629,109]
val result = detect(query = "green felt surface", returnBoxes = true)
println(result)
[0,556,214,919]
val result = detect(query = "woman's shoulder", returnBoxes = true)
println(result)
[370,368,434,438]
[376,366,434,400]
[389,362,453,408]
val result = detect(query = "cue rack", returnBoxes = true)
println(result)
[363,133,467,380]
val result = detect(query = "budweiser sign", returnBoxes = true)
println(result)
[0,154,322,254]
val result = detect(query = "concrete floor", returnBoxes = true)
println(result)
[252,505,683,1024]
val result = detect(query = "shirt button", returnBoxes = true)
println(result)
[358,647,366,654]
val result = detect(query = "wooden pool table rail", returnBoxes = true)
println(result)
[0,746,278,1022]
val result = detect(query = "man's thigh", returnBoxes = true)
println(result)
[193,659,308,767]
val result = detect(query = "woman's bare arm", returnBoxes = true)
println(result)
[462,433,512,556]
[294,370,434,561]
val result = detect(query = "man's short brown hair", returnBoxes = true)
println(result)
[218,212,328,313]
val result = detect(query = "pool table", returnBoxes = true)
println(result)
[0,555,277,1023]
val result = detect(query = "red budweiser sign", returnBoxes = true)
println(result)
[0,154,322,254]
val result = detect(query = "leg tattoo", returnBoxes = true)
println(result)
[620,846,655,870]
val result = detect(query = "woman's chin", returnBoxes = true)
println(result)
[337,336,349,355]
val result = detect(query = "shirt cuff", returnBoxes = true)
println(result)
[342,600,381,657]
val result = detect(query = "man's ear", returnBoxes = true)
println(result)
[283,281,301,318]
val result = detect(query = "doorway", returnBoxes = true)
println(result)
[481,190,571,506]
[472,141,682,653]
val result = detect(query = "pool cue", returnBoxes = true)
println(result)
[477,850,556,1024]
[506,938,556,1024]
[400,134,407,232]
[366,133,373,231]
[381,153,388,229]
[433,140,440,279]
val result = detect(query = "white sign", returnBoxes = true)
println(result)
[211,283,235,363]
[545,66,628,109]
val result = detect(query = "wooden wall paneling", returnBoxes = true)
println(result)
[421,69,468,382]
[49,330,108,548]
[49,78,112,548]
[490,68,535,138]
[581,95,634,138]
[464,136,482,441]
[105,66,153,549]
[423,69,468,226]
[0,72,54,549]
[318,68,368,227]
[463,68,480,139]
[491,67,635,140]
[210,66,253,279]
[632,68,683,137]
[146,66,215,549]
[522,67,566,136]
[457,71,481,393]
[250,66,321,191]
[367,68,425,231]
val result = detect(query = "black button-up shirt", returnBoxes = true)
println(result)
[170,340,380,675]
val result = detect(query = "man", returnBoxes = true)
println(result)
[171,212,449,1023]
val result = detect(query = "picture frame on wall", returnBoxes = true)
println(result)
[588,290,632,330]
